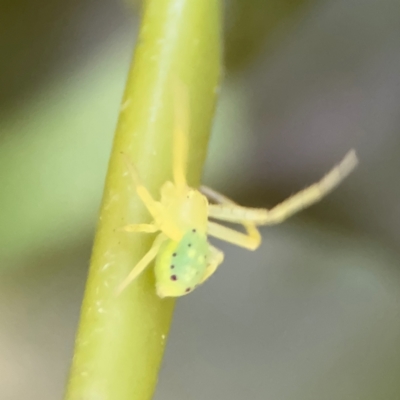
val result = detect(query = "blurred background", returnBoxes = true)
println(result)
[1,0,400,399]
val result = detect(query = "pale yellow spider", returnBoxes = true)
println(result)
[119,85,358,298]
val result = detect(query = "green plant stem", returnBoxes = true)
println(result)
[64,1,221,399]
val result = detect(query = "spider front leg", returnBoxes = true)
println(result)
[172,79,190,192]
[121,153,181,241]
[207,221,261,250]
[201,186,262,251]
[207,150,358,226]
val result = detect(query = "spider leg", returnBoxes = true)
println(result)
[201,186,261,250]
[121,153,181,240]
[121,153,163,219]
[117,233,167,294]
[207,150,358,226]
[200,245,224,284]
[172,79,189,191]
[207,221,261,250]
[200,185,235,205]
[119,223,159,233]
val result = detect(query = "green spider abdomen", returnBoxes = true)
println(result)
[154,229,210,297]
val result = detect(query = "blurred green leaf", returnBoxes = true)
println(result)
[0,39,132,267]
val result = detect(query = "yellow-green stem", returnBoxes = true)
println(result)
[64,0,221,399]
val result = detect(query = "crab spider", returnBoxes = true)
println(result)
[118,85,358,298]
